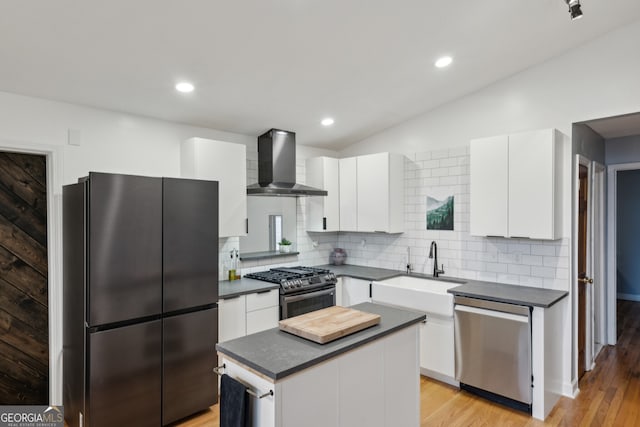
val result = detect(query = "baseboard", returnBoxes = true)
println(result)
[563,379,579,398]
[421,368,459,387]
[617,293,640,302]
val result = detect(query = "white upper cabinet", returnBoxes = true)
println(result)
[339,157,358,231]
[470,135,509,237]
[470,129,564,240]
[355,153,404,233]
[181,137,247,237]
[305,157,340,232]
[508,129,563,239]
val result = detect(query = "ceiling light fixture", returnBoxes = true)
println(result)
[321,117,335,126]
[175,82,195,93]
[565,0,583,20]
[434,56,453,68]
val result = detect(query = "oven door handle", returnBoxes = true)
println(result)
[284,287,335,303]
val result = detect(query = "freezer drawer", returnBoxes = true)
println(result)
[87,320,162,427]
[163,307,218,425]
[454,297,532,406]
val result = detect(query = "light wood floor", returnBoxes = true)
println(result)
[175,299,640,426]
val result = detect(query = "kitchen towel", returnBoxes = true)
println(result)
[220,373,249,427]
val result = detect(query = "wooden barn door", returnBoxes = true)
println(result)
[0,151,48,404]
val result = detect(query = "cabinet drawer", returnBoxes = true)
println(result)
[246,289,279,312]
[246,306,279,335]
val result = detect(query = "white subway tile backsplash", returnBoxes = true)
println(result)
[431,149,450,159]
[531,266,557,279]
[508,264,531,276]
[486,263,508,273]
[415,151,432,161]
[521,255,543,266]
[531,245,556,256]
[432,168,449,177]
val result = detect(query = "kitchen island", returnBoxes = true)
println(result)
[216,302,425,427]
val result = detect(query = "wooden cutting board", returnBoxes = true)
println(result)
[279,306,381,344]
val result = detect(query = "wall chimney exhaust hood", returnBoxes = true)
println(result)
[247,129,328,196]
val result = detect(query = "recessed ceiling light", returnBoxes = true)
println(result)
[434,56,453,68]
[175,82,194,93]
[321,118,335,126]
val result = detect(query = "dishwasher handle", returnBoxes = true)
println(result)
[454,304,529,323]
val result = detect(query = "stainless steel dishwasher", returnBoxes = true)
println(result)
[454,296,532,413]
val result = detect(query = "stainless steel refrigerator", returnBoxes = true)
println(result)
[63,173,219,427]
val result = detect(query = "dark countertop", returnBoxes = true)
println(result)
[216,302,425,381]
[313,264,403,281]
[219,278,279,299]
[448,281,568,308]
[218,264,567,308]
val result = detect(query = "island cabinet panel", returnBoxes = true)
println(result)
[280,358,339,427]
[384,326,420,427]
[338,338,385,427]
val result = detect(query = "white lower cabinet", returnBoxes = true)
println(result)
[218,295,247,343]
[219,289,279,341]
[341,277,371,306]
[420,315,455,381]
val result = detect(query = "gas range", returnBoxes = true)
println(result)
[245,266,337,295]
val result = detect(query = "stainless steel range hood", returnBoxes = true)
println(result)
[247,129,327,196]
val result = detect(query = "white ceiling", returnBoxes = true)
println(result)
[2,1,640,150]
[584,113,640,139]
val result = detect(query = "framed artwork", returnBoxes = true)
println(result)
[426,190,454,230]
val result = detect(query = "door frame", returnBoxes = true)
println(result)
[606,161,640,345]
[0,139,63,405]
[590,160,607,365]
